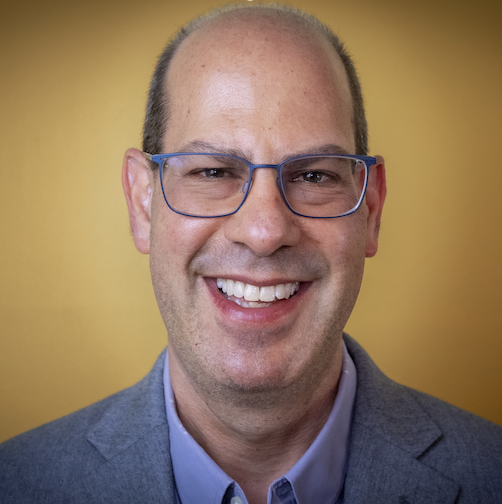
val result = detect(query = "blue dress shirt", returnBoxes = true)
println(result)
[164,343,357,504]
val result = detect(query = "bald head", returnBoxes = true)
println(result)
[142,4,368,156]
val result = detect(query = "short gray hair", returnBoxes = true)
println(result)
[142,3,368,157]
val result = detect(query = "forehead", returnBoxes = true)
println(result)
[164,11,354,158]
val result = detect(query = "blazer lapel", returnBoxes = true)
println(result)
[343,335,461,504]
[66,350,177,503]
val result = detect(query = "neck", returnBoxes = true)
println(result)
[168,344,343,504]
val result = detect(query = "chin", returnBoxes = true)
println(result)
[212,347,318,400]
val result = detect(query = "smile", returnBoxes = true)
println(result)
[216,278,300,308]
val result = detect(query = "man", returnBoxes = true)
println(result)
[1,4,501,503]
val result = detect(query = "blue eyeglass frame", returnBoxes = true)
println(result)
[144,152,377,219]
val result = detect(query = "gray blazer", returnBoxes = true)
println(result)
[1,335,501,503]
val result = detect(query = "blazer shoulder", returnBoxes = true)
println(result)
[0,350,169,503]
[344,334,502,503]
[406,386,502,502]
[404,384,502,458]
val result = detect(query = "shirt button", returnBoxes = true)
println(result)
[231,498,243,504]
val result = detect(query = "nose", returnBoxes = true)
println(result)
[223,168,302,256]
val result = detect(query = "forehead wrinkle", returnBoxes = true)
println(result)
[176,140,249,159]
[290,144,352,157]
[175,141,352,161]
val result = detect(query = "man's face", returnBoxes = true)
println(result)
[126,16,385,402]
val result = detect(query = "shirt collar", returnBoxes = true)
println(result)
[164,342,357,504]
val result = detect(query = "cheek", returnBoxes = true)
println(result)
[148,208,221,329]
[336,224,367,262]
[311,209,368,256]
[156,217,210,258]
[313,213,368,297]
[149,200,224,284]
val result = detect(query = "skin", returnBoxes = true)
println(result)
[123,11,386,504]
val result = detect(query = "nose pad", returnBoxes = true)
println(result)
[242,179,251,194]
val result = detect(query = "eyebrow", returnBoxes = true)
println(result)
[175,141,352,160]
[176,141,247,158]
[291,144,352,157]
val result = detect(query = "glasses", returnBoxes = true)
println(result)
[145,152,376,219]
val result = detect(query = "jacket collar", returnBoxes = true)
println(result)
[344,334,460,504]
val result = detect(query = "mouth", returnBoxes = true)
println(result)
[217,278,300,308]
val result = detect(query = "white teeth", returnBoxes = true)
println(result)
[217,278,300,304]
[284,283,292,299]
[275,284,286,300]
[259,286,275,302]
[233,281,245,298]
[244,283,260,302]
[226,279,234,297]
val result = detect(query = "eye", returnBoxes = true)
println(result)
[201,168,226,178]
[188,166,239,179]
[291,170,340,185]
[301,171,327,183]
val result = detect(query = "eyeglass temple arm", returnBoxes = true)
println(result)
[143,152,162,169]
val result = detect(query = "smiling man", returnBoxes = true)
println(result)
[1,4,501,504]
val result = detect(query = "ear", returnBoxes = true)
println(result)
[122,148,154,254]
[365,155,387,258]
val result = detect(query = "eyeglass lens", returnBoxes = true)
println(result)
[161,154,366,218]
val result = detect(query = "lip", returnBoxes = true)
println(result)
[204,277,310,326]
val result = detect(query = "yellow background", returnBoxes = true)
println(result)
[1,0,501,443]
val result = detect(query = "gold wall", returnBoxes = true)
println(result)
[1,0,501,442]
